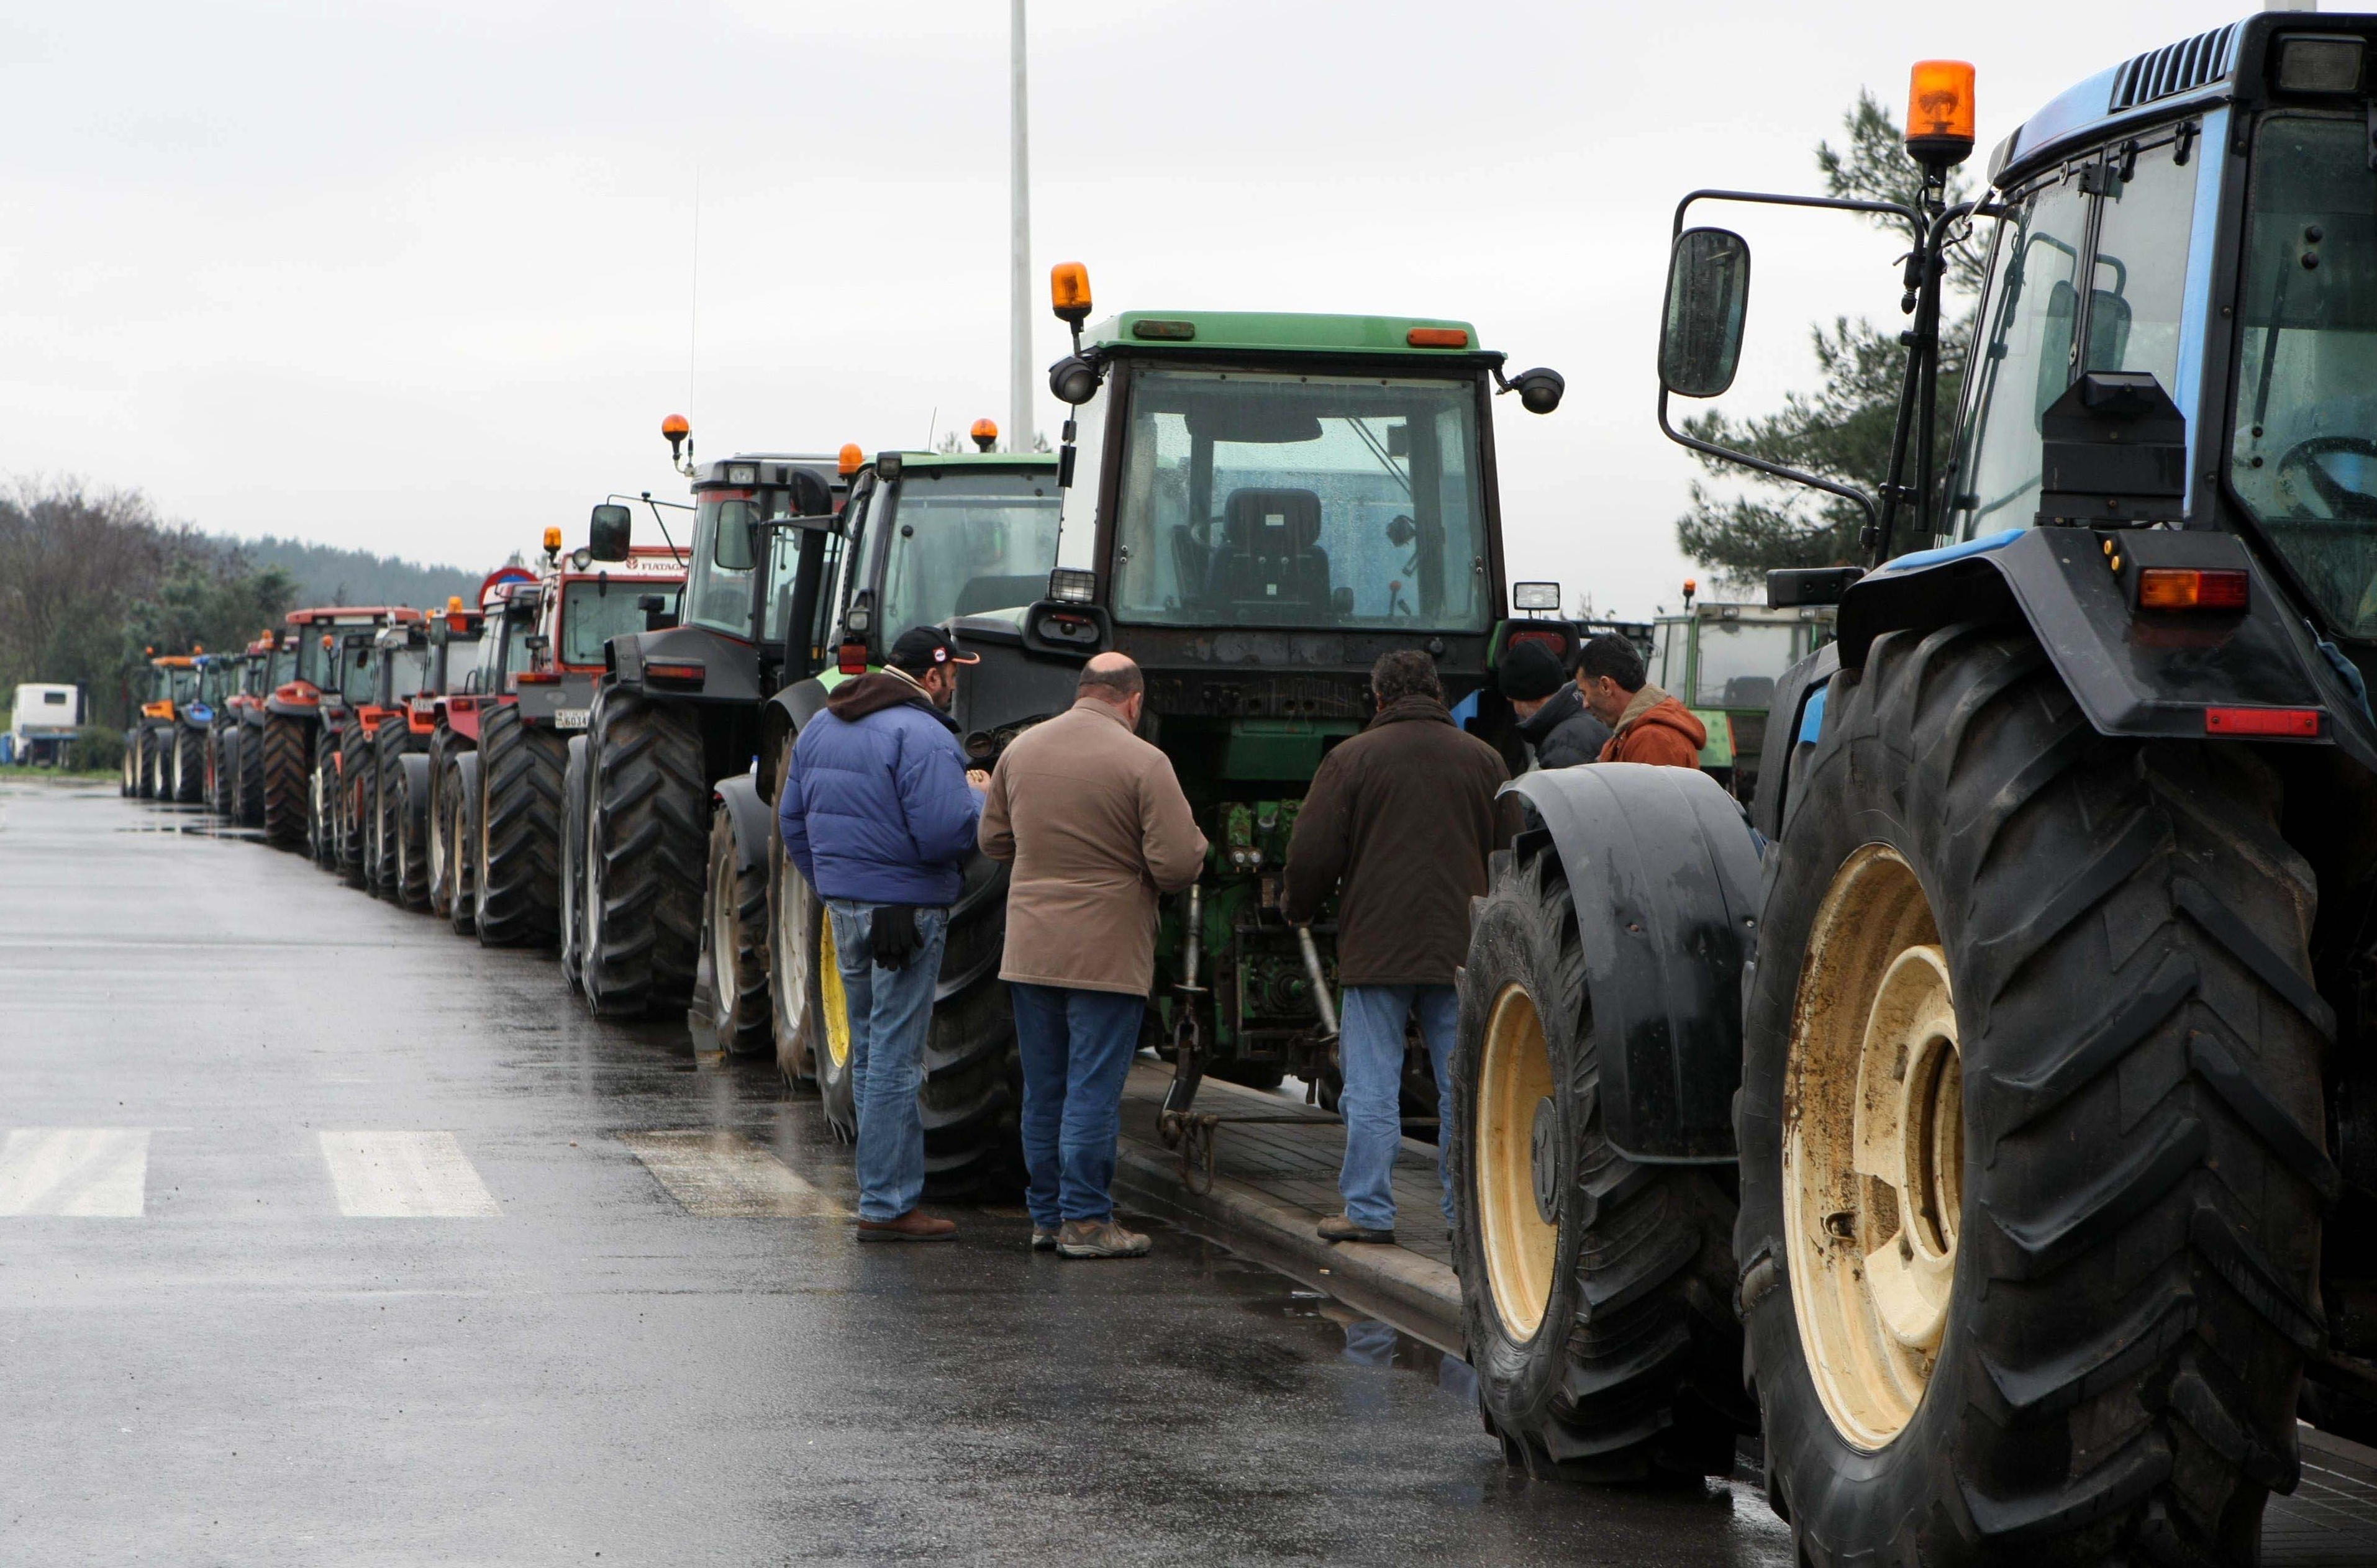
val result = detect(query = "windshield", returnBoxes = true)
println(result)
[686,485,806,637]
[168,668,199,705]
[437,633,479,694]
[385,647,431,702]
[1685,619,1802,709]
[562,578,676,665]
[877,471,1061,633]
[337,640,378,705]
[1109,368,1490,630]
[2230,113,2377,634]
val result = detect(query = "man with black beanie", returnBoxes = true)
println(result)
[1497,640,1610,770]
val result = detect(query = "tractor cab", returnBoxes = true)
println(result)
[521,532,684,735]
[1646,593,1834,797]
[955,265,1565,1110]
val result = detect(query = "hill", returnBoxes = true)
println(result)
[227,535,491,610]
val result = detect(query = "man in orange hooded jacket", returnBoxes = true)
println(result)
[1576,632,1707,767]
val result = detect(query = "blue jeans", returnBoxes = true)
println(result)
[1008,983,1145,1228]
[1337,984,1459,1233]
[825,900,949,1223]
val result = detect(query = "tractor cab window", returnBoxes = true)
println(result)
[1109,368,1490,630]
[2229,113,2377,636]
[294,631,324,689]
[169,668,199,705]
[436,631,480,694]
[561,578,676,666]
[274,641,299,688]
[1688,619,1802,709]
[337,637,379,705]
[876,471,1061,633]
[383,646,432,704]
[1948,173,2093,538]
[686,484,804,638]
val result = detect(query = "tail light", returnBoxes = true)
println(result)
[2138,568,2248,610]
[837,643,868,676]
[2206,706,2320,738]
[516,671,561,686]
[646,661,705,687]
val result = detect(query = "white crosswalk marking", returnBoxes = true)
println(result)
[620,1130,845,1217]
[0,1128,151,1217]
[318,1131,501,1217]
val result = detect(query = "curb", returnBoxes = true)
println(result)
[1114,1136,1464,1355]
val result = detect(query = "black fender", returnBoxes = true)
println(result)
[711,768,775,878]
[452,746,481,804]
[1506,762,1762,1164]
[265,696,321,722]
[1748,641,1838,845]
[758,677,831,789]
[1840,525,2377,771]
[396,753,432,835]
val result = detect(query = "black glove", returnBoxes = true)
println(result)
[871,905,922,971]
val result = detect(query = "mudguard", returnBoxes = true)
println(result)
[712,769,775,877]
[395,753,431,835]
[1507,763,1763,1164]
[1840,526,2377,771]
[1748,642,1838,845]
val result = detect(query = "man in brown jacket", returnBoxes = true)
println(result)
[979,653,1206,1259]
[1578,632,1707,767]
[1283,649,1509,1245]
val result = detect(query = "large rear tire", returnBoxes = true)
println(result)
[702,800,773,1054]
[474,703,565,948]
[261,714,311,849]
[1740,622,2329,1567]
[769,745,822,1087]
[581,687,706,1016]
[337,722,373,888]
[919,855,1024,1198]
[172,725,203,804]
[237,718,266,827]
[120,732,138,797]
[560,737,588,991]
[1453,836,1750,1484]
[445,751,481,938]
[393,758,432,911]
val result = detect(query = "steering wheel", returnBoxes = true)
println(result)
[2276,435,2377,520]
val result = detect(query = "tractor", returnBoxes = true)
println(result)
[312,609,425,882]
[338,619,437,899]
[428,569,536,936]
[669,431,1061,1195]
[775,274,1566,1192]
[365,600,481,910]
[483,527,686,961]
[194,649,249,815]
[128,654,199,803]
[235,628,298,831]
[1452,20,2377,1568]
[1644,590,1835,801]
[206,637,270,820]
[569,449,847,1019]
[257,607,415,853]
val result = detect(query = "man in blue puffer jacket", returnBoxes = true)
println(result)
[780,625,986,1241]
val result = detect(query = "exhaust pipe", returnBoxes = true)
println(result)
[1295,923,1338,1040]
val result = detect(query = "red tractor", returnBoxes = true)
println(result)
[258,607,418,853]
[427,568,538,935]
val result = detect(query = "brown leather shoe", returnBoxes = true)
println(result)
[1319,1213,1396,1244]
[856,1208,957,1243]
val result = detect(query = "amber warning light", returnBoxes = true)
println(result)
[971,417,999,452]
[838,442,864,478]
[1050,261,1093,325]
[1904,60,1976,170]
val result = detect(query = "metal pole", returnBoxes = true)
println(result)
[1009,0,1032,455]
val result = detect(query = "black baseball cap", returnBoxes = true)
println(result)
[1496,640,1568,702]
[886,625,981,674]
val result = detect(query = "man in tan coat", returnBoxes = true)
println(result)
[979,653,1206,1259]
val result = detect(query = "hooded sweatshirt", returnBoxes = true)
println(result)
[1596,682,1707,768]
[1516,681,1612,771]
[778,671,983,906]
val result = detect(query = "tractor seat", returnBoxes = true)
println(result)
[1205,489,1329,613]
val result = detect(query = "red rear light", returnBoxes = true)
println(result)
[1507,628,1567,658]
[837,643,868,676]
[646,661,705,686]
[516,671,561,686]
[2206,706,2320,737]
[2138,568,2249,610]
[1406,327,1469,348]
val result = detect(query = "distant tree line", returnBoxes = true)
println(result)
[0,476,484,730]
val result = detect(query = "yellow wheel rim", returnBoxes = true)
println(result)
[819,915,851,1071]
[1782,845,1965,1451]
[1478,983,1560,1341]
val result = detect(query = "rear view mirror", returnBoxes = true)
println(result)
[1660,228,1752,399]
[588,504,633,561]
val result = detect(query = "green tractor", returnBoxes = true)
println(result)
[1453,19,2377,1567]
[1645,591,1835,801]
[892,268,1570,1171]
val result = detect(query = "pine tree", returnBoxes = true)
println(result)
[1674,92,1985,583]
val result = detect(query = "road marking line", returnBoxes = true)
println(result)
[0,1128,150,1216]
[319,1131,501,1217]
[619,1131,846,1217]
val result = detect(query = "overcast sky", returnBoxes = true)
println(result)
[1,1,2260,619]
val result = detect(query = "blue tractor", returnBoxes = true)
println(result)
[1453,17,2377,1566]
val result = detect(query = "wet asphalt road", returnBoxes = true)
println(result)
[0,781,1790,1565]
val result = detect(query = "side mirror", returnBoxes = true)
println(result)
[787,468,834,519]
[588,503,633,561]
[1659,227,1752,399]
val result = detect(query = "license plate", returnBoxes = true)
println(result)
[555,709,589,731]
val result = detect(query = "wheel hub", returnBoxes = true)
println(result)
[1529,1097,1560,1225]
[1781,845,1965,1451]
